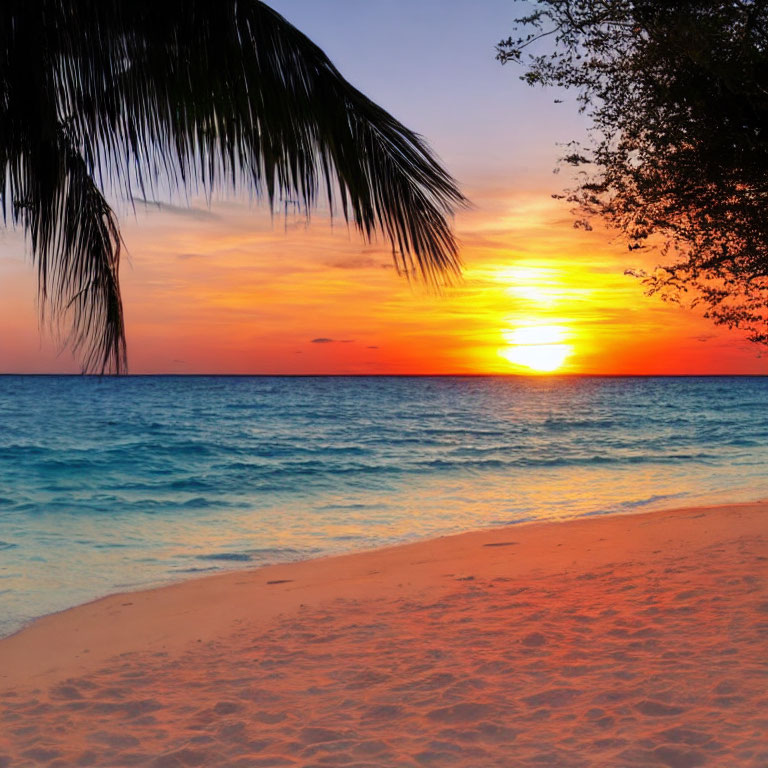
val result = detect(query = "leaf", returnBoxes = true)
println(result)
[0,0,466,372]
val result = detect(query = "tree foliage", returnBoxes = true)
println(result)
[1,1,465,373]
[499,0,768,344]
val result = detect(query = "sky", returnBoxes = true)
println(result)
[0,0,765,375]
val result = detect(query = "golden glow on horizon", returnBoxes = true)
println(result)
[491,261,578,373]
[502,325,568,346]
[499,324,573,373]
[496,266,561,307]
[0,190,763,375]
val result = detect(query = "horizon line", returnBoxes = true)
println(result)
[1,373,767,379]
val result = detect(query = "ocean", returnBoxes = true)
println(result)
[0,375,766,637]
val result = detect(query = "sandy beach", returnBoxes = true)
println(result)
[1,501,766,767]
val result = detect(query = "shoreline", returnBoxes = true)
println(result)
[1,499,765,689]
[1,500,767,766]
[2,491,760,644]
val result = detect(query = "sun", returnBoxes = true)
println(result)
[500,343,570,372]
[499,325,572,373]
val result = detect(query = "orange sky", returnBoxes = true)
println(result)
[0,0,766,375]
[0,184,764,375]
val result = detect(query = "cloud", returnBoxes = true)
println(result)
[310,338,355,344]
[327,256,391,270]
[131,197,219,221]
[367,345,379,349]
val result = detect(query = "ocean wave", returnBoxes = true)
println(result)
[1,375,768,639]
[195,546,309,563]
[410,452,721,472]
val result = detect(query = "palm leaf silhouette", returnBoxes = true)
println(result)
[0,0,466,373]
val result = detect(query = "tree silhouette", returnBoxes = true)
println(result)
[1,0,465,372]
[500,0,768,344]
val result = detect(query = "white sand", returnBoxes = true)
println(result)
[1,502,767,767]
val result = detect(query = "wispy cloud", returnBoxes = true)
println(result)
[131,198,219,221]
[326,255,392,270]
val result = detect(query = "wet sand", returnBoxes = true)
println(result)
[1,502,767,767]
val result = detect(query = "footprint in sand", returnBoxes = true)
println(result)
[521,631,547,647]
[635,699,685,716]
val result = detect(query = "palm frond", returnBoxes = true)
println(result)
[0,0,466,372]
[8,127,125,374]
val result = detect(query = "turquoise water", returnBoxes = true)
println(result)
[1,375,767,637]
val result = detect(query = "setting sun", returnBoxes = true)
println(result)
[499,324,572,373]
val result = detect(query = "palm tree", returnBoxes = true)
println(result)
[0,0,465,373]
